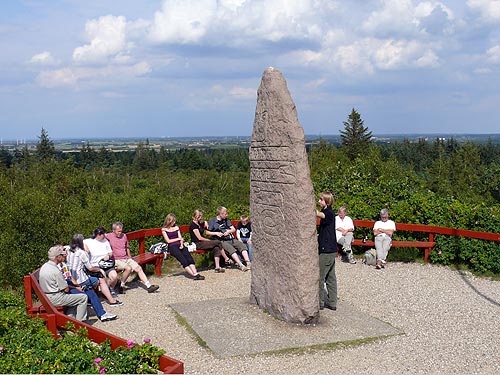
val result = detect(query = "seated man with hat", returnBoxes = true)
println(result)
[38,245,88,321]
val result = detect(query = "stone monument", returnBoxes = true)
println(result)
[249,67,320,324]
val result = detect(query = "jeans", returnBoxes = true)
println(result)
[240,238,253,260]
[68,280,105,318]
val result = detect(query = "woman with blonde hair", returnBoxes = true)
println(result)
[162,213,205,280]
[189,209,231,273]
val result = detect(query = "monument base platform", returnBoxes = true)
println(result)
[170,297,400,358]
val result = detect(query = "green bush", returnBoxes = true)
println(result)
[0,290,166,374]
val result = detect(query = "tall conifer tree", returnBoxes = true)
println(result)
[340,108,372,158]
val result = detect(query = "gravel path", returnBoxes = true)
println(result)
[96,260,500,374]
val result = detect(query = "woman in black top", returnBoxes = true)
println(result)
[316,191,338,311]
[189,209,229,273]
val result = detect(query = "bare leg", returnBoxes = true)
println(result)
[99,278,118,304]
[241,250,250,262]
[184,265,196,276]
[108,270,119,289]
[214,256,221,269]
[120,264,133,284]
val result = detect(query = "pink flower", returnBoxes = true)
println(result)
[475,221,479,225]
[438,251,442,255]
[143,338,151,344]
[127,339,135,349]
[94,357,102,365]
[99,366,106,374]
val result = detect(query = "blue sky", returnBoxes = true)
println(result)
[1,0,500,140]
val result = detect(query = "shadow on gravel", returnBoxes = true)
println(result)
[459,270,500,307]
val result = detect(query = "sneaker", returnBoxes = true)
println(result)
[146,285,159,293]
[109,300,123,307]
[214,268,225,273]
[246,261,251,270]
[193,274,205,280]
[239,264,249,272]
[349,259,357,264]
[225,259,234,267]
[110,288,118,298]
[375,264,382,270]
[99,312,117,322]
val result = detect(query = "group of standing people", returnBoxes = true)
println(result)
[316,191,396,311]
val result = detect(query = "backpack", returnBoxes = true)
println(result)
[363,248,377,266]
[149,242,169,256]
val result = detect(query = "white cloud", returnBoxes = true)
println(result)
[332,41,375,74]
[148,0,216,44]
[363,0,455,37]
[467,0,500,22]
[229,86,256,99]
[486,45,500,63]
[73,15,129,64]
[362,0,419,36]
[147,0,332,45]
[29,51,58,66]
[36,61,151,88]
[374,40,440,70]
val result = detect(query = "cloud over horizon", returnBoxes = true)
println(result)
[2,0,500,139]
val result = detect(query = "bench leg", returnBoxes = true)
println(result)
[424,248,430,263]
[155,259,163,276]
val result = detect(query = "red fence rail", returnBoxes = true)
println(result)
[126,220,500,263]
[23,270,184,374]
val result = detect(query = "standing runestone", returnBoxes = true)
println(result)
[249,67,320,324]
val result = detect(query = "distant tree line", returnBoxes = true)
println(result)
[1,120,500,290]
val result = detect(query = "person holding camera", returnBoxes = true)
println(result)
[67,233,123,307]
[84,227,123,303]
[62,242,117,322]
[206,206,251,271]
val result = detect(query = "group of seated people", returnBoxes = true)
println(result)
[162,206,253,277]
[38,205,393,323]
[38,221,160,323]
[38,207,254,322]
[335,206,396,269]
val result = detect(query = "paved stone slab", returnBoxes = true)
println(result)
[170,297,400,358]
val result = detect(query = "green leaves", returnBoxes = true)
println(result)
[0,291,166,374]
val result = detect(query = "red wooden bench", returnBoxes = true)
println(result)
[23,268,184,373]
[350,239,437,263]
[126,221,244,276]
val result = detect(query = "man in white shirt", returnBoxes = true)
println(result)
[373,208,396,269]
[335,206,356,264]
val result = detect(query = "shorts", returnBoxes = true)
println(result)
[115,258,140,271]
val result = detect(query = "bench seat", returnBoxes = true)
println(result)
[350,239,437,263]
[132,252,165,276]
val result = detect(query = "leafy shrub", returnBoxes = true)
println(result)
[0,291,166,374]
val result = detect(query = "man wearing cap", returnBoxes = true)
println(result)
[38,245,88,321]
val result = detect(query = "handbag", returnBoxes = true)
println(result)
[84,268,104,278]
[98,257,115,270]
[149,242,169,255]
